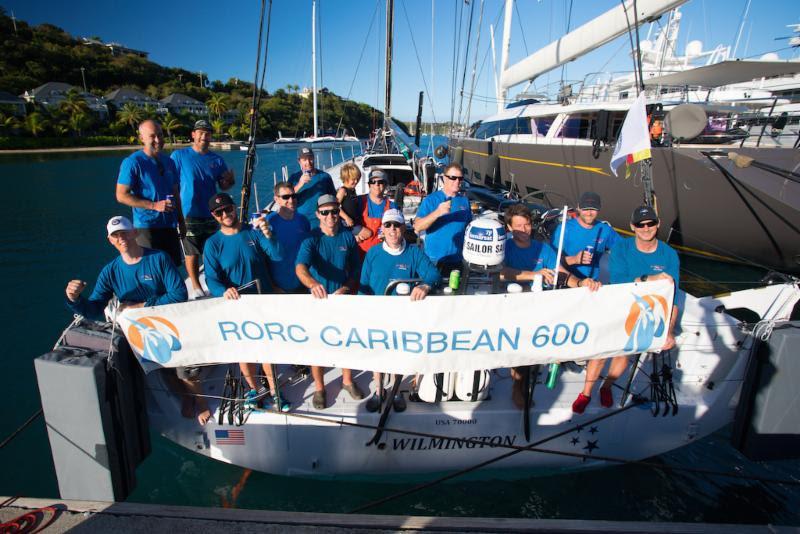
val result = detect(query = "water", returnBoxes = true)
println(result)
[1,140,798,525]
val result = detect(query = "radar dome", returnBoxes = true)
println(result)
[686,40,703,57]
[760,53,779,61]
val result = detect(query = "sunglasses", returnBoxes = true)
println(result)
[318,208,340,216]
[383,221,403,229]
[634,220,658,228]
[278,193,297,200]
[444,174,464,181]
[369,180,387,186]
[213,205,235,217]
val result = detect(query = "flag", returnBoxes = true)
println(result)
[610,92,652,177]
[215,429,245,445]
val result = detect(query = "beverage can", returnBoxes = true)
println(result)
[166,194,174,207]
[250,212,262,226]
[584,245,595,255]
[448,269,461,290]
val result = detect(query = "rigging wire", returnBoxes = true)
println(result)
[464,0,484,129]
[456,0,477,127]
[449,0,465,130]
[559,0,574,91]
[620,0,641,94]
[398,0,439,124]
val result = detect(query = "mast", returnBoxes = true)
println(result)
[384,0,394,131]
[498,0,513,112]
[312,0,318,137]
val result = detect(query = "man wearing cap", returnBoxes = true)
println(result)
[550,192,620,282]
[355,169,396,255]
[288,147,335,230]
[171,120,235,298]
[63,217,209,423]
[295,194,363,408]
[267,182,311,293]
[572,204,680,414]
[203,193,289,411]
[116,119,186,267]
[359,208,440,412]
[413,162,472,273]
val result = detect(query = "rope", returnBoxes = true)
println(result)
[0,409,43,450]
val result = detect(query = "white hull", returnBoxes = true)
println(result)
[145,283,799,479]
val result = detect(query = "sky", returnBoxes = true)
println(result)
[3,0,799,122]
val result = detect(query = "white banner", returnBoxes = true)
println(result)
[119,279,674,375]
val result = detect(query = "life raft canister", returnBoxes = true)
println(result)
[462,216,506,269]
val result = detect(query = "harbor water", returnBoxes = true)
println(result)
[1,139,798,524]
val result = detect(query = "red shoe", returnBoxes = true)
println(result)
[600,387,613,408]
[572,393,591,414]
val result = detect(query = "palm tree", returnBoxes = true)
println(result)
[68,111,91,137]
[162,115,182,144]
[211,118,225,136]
[60,89,89,117]
[0,113,19,134]
[206,93,229,120]
[227,124,240,140]
[116,103,145,134]
[24,112,49,137]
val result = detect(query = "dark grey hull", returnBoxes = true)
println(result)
[451,138,800,274]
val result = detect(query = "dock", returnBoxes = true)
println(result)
[0,497,793,533]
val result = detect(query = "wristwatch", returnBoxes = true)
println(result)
[640,274,649,282]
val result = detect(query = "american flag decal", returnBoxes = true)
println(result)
[215,429,245,445]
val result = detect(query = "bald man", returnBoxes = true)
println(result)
[116,119,186,267]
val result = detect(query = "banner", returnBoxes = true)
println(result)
[118,279,674,375]
[610,91,652,177]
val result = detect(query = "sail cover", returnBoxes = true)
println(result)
[643,60,800,88]
[118,279,674,375]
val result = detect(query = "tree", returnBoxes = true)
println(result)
[68,111,91,137]
[162,114,182,144]
[0,113,20,134]
[60,89,89,117]
[24,112,49,137]
[116,102,145,134]
[211,118,225,136]
[206,93,229,120]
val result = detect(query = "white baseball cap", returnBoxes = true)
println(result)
[107,215,134,236]
[381,208,405,225]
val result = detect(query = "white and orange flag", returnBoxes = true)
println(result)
[610,92,652,178]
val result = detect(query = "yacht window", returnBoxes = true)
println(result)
[558,114,593,139]
[474,121,498,139]
[533,116,557,136]
[495,117,532,136]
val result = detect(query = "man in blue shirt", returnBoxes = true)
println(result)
[359,209,440,412]
[550,192,619,282]
[116,119,186,267]
[572,205,680,414]
[267,182,311,293]
[171,120,235,298]
[63,216,206,422]
[288,147,335,230]
[203,193,288,412]
[296,194,363,409]
[413,162,472,273]
[499,203,601,408]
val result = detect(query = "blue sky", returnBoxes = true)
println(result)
[3,0,798,121]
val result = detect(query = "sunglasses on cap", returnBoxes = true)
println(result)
[444,174,464,181]
[634,220,658,228]
[369,179,387,186]
[212,205,235,217]
[278,193,297,200]
[318,208,340,216]
[383,221,403,229]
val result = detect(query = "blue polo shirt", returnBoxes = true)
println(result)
[171,147,230,218]
[267,211,311,291]
[66,248,187,320]
[416,191,472,264]
[203,226,283,296]
[296,225,359,293]
[504,238,558,272]
[551,218,620,278]
[288,169,335,229]
[610,237,680,286]
[117,150,179,228]
[359,243,441,296]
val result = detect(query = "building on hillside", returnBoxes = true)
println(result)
[81,37,148,58]
[104,87,166,114]
[0,91,27,117]
[160,93,208,116]
[21,82,108,120]
[299,87,312,99]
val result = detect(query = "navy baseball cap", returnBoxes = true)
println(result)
[578,192,601,210]
[298,147,314,158]
[631,205,659,225]
[209,193,235,212]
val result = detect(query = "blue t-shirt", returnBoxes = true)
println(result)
[117,150,179,228]
[504,238,558,272]
[610,237,680,286]
[288,169,335,229]
[416,191,472,264]
[296,226,359,293]
[203,226,283,296]
[66,248,187,320]
[171,147,229,218]
[551,218,620,278]
[267,211,311,291]
[364,195,397,219]
[359,243,441,296]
